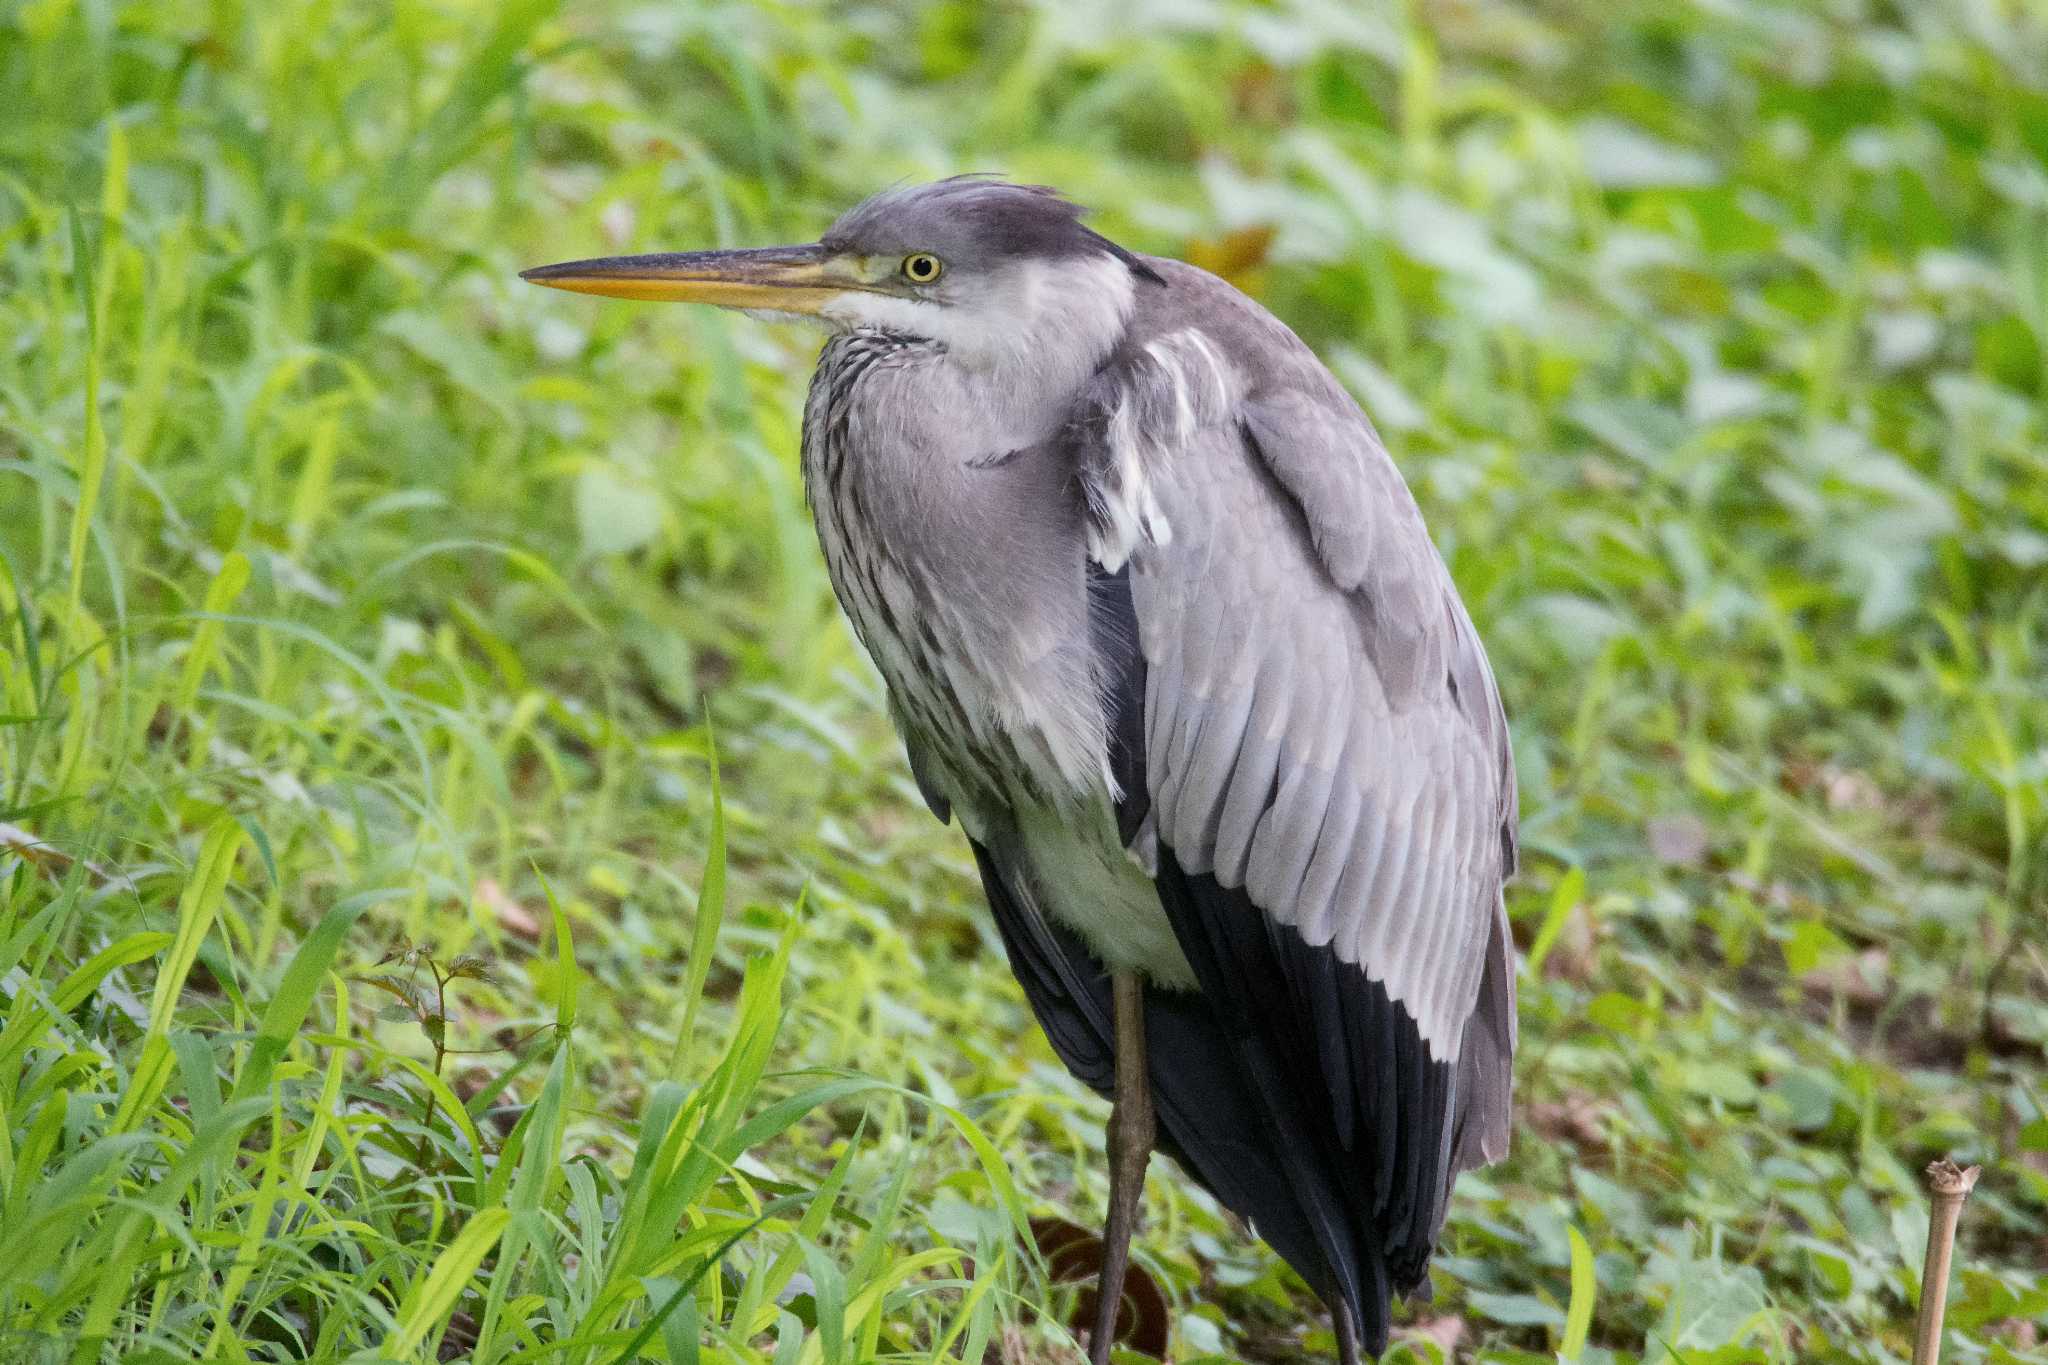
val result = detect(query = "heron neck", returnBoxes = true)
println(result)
[942,255,1137,450]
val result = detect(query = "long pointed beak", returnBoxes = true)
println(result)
[519,243,868,312]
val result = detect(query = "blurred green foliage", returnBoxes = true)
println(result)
[1,0,2045,1360]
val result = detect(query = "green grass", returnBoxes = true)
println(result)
[2,0,2045,1361]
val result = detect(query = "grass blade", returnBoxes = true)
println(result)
[231,893,384,1101]
[671,729,727,1079]
[1561,1222,1596,1361]
[384,1207,513,1359]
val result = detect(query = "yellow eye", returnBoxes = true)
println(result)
[901,253,943,283]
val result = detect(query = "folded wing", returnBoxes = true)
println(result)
[1073,276,1518,1346]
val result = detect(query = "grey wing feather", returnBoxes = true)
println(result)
[893,705,952,825]
[1079,260,1518,1265]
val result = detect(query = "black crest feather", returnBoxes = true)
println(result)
[823,176,1164,284]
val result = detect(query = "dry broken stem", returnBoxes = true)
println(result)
[0,822,136,893]
[1911,1158,1980,1365]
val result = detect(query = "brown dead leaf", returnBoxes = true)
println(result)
[1527,1093,1612,1148]
[452,1068,495,1103]
[1231,61,1291,123]
[1185,225,1276,288]
[1400,1314,1467,1351]
[996,1324,1036,1365]
[1578,455,1636,492]
[693,644,734,692]
[1542,901,1599,985]
[995,1322,1081,1364]
[1030,1217,1168,1360]
[1,822,136,892]
[1820,764,1882,813]
[1647,813,1710,868]
[1798,946,1891,1008]
[438,1310,479,1361]
[477,877,541,939]
[0,822,69,872]
[1724,870,1795,910]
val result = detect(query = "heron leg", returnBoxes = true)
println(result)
[1090,972,1153,1365]
[1333,1298,1362,1365]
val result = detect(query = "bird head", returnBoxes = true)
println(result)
[522,176,1154,367]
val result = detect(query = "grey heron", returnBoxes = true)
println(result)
[523,177,1518,1363]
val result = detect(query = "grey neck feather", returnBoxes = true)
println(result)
[798,257,1145,814]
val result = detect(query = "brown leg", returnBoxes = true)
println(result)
[1089,972,1154,1365]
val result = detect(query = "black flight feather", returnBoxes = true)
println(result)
[1150,848,1458,1357]
[1085,562,1149,844]
[967,837,1350,1321]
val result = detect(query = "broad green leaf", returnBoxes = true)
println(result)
[1525,865,1586,979]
